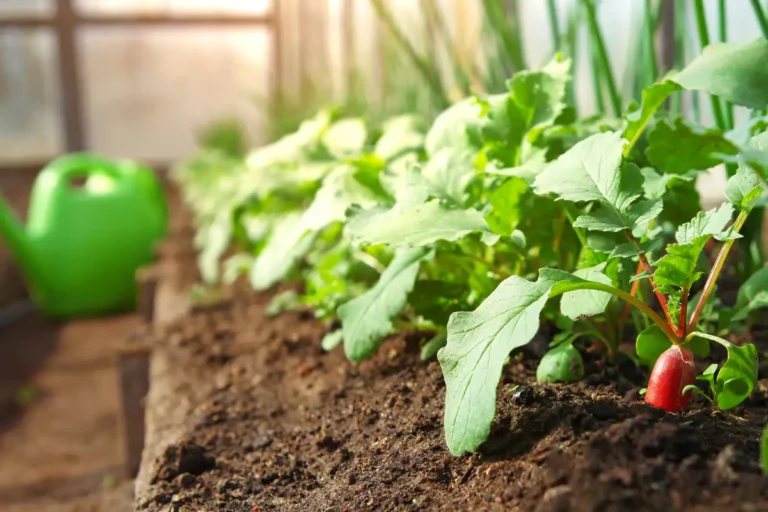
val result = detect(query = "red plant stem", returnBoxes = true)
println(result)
[687,210,749,333]
[678,282,689,338]
[624,230,676,329]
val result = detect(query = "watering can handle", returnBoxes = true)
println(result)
[40,153,123,186]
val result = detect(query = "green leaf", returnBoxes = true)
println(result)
[688,333,759,410]
[636,325,673,367]
[645,118,738,175]
[346,199,499,248]
[339,247,430,361]
[507,55,571,140]
[481,57,570,168]
[609,239,662,259]
[725,164,764,210]
[421,333,448,361]
[321,330,344,351]
[425,98,485,156]
[249,213,316,290]
[485,177,528,236]
[672,38,768,110]
[323,118,367,158]
[761,424,768,476]
[374,115,426,160]
[675,203,734,245]
[640,167,694,200]
[715,342,758,410]
[653,203,734,292]
[250,166,381,290]
[422,148,477,204]
[623,80,682,153]
[438,268,614,455]
[573,197,662,233]
[560,265,612,320]
[536,343,584,383]
[534,131,628,204]
[198,209,233,283]
[731,267,768,322]
[696,363,718,394]
[534,133,653,232]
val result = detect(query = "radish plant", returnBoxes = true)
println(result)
[439,39,768,455]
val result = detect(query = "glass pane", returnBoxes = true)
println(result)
[0,29,63,164]
[0,0,54,18]
[79,27,272,161]
[76,0,271,16]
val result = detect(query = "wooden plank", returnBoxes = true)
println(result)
[0,14,272,29]
[136,266,160,325]
[116,343,151,478]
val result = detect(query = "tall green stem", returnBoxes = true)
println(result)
[547,0,562,52]
[564,6,580,111]
[717,0,735,129]
[644,0,659,82]
[687,210,749,332]
[671,0,686,116]
[750,0,768,37]
[692,0,727,132]
[483,0,527,73]
[582,0,622,117]
[369,0,449,108]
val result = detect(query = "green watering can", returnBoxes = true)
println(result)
[0,153,168,317]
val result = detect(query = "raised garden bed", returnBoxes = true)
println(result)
[131,205,768,512]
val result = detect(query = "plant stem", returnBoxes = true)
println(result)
[563,204,587,247]
[589,40,606,115]
[550,281,680,344]
[423,0,472,97]
[483,0,527,73]
[687,209,749,332]
[679,281,690,338]
[644,0,659,82]
[582,0,622,116]
[750,0,768,37]
[684,331,734,350]
[692,0,727,132]
[369,0,449,108]
[671,0,686,116]
[547,0,562,52]
[717,0,735,129]
[624,230,676,329]
[564,5,580,111]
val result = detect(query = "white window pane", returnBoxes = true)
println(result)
[75,0,271,16]
[0,29,63,164]
[79,28,272,161]
[0,0,54,18]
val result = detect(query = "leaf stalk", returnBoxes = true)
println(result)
[687,210,749,333]
[550,282,680,345]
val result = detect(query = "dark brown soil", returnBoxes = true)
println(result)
[135,252,768,511]
[0,312,139,512]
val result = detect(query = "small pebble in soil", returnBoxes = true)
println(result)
[512,386,535,406]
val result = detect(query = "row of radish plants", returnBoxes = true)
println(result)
[174,40,768,464]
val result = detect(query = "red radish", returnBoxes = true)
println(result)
[645,345,695,412]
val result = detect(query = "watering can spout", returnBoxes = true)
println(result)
[0,193,35,276]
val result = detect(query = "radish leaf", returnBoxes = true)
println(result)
[340,247,430,361]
